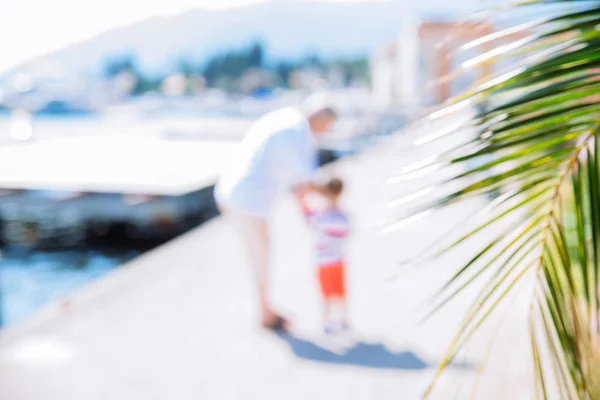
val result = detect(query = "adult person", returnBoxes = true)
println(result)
[215,95,338,330]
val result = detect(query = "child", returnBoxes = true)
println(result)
[301,178,351,334]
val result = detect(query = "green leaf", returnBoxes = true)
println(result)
[395,2,600,397]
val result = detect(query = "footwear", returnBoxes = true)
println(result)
[324,322,340,335]
[262,315,290,332]
[324,322,345,335]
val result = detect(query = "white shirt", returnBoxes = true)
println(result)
[215,107,317,218]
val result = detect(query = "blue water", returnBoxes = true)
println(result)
[0,249,140,326]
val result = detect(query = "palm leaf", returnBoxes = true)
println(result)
[387,1,600,398]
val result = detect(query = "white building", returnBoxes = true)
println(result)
[370,13,422,112]
[370,17,515,111]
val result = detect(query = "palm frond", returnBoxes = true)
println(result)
[387,1,600,398]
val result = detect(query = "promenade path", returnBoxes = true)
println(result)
[0,115,534,399]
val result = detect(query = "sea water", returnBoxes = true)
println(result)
[0,248,140,326]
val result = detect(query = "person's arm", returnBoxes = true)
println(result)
[293,183,322,221]
[292,182,325,200]
[277,126,323,214]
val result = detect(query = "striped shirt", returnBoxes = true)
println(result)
[304,206,350,266]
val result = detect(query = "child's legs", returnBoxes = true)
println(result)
[327,297,348,324]
[322,299,333,322]
[318,263,347,323]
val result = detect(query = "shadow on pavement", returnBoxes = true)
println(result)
[278,332,430,370]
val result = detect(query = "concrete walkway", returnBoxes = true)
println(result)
[0,130,534,399]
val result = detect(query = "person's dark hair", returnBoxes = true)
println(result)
[325,178,344,197]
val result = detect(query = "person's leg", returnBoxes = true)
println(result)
[246,218,281,328]
[324,300,344,335]
[225,207,286,329]
[336,265,349,330]
[326,263,349,331]
[319,266,337,332]
[322,299,333,330]
[338,296,350,331]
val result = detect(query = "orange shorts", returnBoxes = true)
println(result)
[318,262,346,299]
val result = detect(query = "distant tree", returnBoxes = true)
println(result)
[196,42,368,91]
[132,76,160,95]
[103,54,164,95]
[103,54,136,78]
[275,62,294,87]
[303,53,325,69]
[333,57,369,85]
[247,42,265,68]
[177,59,196,77]
[201,42,265,88]
[202,55,222,84]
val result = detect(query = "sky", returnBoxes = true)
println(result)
[0,0,385,74]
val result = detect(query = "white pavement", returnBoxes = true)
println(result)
[0,123,535,399]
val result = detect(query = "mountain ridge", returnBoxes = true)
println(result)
[12,0,498,77]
